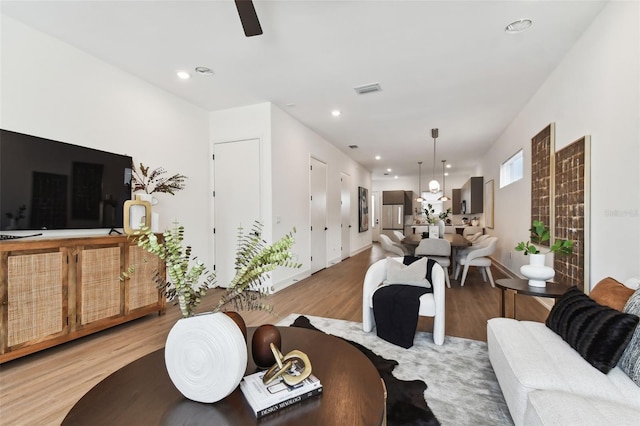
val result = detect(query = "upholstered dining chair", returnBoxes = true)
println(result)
[379,234,411,256]
[391,230,405,243]
[414,238,452,288]
[454,236,498,287]
[362,257,446,345]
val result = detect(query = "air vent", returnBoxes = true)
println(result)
[348,145,358,149]
[354,83,382,95]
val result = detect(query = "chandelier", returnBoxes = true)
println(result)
[438,160,450,201]
[428,128,441,193]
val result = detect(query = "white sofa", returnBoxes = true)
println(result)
[487,318,640,425]
[487,280,640,425]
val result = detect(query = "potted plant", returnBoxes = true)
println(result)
[514,220,573,256]
[514,220,573,287]
[424,204,449,238]
[122,220,301,403]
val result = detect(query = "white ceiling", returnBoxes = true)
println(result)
[1,0,606,180]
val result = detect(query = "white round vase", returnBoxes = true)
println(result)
[164,312,247,403]
[520,253,554,287]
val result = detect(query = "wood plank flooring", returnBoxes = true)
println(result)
[0,244,549,425]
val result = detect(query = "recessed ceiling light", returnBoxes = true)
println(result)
[331,110,341,117]
[446,164,452,168]
[387,168,392,172]
[445,172,449,177]
[375,155,381,160]
[194,66,214,76]
[394,175,399,179]
[176,71,191,80]
[505,19,533,34]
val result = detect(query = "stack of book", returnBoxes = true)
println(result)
[240,371,323,418]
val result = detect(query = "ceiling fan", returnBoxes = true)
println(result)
[234,0,263,37]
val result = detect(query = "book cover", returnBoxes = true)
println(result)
[240,371,322,418]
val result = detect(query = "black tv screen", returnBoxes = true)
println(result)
[1,129,132,231]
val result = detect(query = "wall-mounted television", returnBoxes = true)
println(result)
[1,129,132,231]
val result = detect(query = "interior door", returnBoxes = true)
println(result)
[310,157,327,274]
[213,139,261,288]
[340,173,351,260]
[371,191,381,242]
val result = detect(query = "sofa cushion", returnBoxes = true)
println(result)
[546,288,639,373]
[618,288,640,386]
[589,277,634,311]
[524,390,640,426]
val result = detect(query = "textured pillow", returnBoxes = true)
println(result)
[618,288,640,385]
[589,277,634,311]
[384,257,430,287]
[546,288,639,373]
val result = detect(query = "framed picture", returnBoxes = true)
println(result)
[485,179,494,229]
[358,186,369,232]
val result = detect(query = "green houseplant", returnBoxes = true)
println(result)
[514,220,573,256]
[515,220,573,287]
[123,221,301,318]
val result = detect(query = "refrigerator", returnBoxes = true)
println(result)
[382,204,404,235]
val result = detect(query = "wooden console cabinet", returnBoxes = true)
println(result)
[0,235,165,363]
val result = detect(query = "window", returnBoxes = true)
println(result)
[500,149,523,188]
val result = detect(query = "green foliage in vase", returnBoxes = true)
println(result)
[122,221,300,318]
[131,162,187,195]
[423,204,450,224]
[514,220,573,256]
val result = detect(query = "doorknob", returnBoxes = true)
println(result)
[325,227,328,231]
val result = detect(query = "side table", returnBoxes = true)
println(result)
[495,278,573,319]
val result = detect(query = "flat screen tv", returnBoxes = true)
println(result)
[1,129,132,232]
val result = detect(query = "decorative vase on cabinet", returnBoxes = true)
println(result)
[520,253,554,287]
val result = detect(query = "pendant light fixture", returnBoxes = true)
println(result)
[428,128,441,193]
[416,162,424,202]
[438,160,450,201]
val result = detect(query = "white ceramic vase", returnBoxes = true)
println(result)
[520,253,554,287]
[164,312,247,403]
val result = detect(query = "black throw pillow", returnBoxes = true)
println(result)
[546,288,639,373]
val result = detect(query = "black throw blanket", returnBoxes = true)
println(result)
[373,257,436,348]
[291,316,440,426]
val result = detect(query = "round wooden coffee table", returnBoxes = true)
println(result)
[495,278,573,318]
[62,326,385,425]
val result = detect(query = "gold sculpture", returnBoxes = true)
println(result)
[262,343,312,386]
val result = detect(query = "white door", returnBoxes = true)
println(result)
[340,172,351,260]
[371,191,381,242]
[310,157,327,274]
[213,139,261,288]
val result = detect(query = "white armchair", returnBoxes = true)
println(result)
[362,257,445,345]
[454,236,498,287]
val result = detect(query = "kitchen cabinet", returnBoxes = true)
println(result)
[461,177,484,214]
[451,189,462,214]
[0,235,165,363]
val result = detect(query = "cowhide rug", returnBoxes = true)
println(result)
[278,314,512,426]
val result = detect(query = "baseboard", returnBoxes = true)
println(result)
[491,258,553,311]
[272,269,311,293]
[351,243,373,257]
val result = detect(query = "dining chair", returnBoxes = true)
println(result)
[454,236,498,287]
[391,230,405,243]
[414,238,452,288]
[379,234,410,256]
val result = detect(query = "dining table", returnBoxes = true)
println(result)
[402,233,472,278]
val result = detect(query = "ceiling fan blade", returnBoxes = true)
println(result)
[234,0,263,37]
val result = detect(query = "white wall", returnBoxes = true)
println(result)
[481,1,640,289]
[0,15,212,260]
[210,103,372,290]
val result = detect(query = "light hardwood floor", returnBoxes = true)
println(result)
[0,244,549,425]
